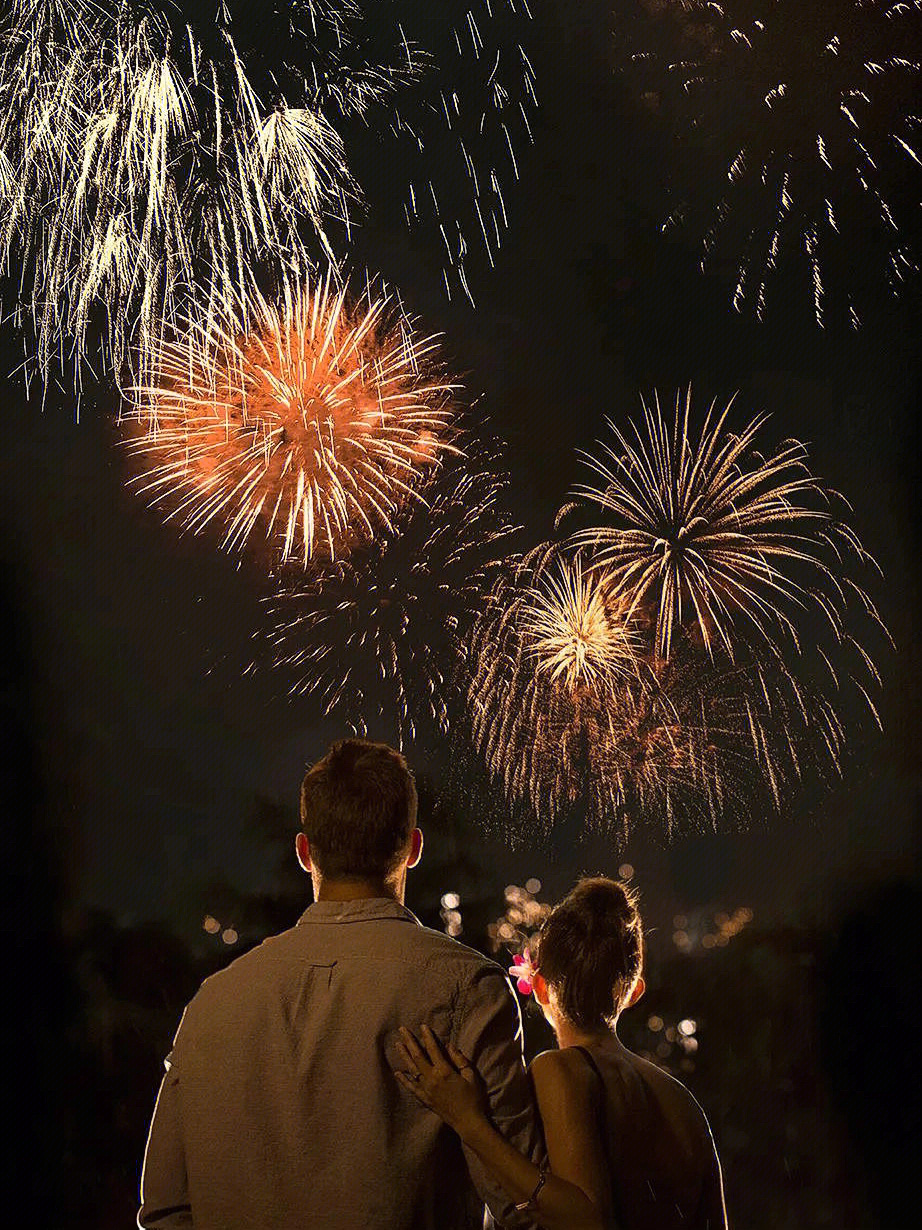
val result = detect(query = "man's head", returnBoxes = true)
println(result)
[296,738,422,899]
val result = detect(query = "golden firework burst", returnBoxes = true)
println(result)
[518,556,640,691]
[567,388,870,661]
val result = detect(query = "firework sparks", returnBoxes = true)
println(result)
[466,545,654,829]
[467,389,886,834]
[121,273,457,567]
[253,450,521,747]
[590,634,845,830]
[467,553,878,835]
[629,0,921,326]
[0,1,537,390]
[565,388,872,661]
[368,0,538,306]
[466,567,717,834]
[519,555,641,691]
[220,0,539,304]
[0,0,367,389]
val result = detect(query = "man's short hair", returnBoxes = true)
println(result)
[299,739,418,879]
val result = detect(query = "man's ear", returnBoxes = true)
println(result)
[626,976,645,1008]
[295,832,312,873]
[406,827,424,869]
[531,971,550,1006]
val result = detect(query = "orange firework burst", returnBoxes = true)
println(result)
[122,274,457,566]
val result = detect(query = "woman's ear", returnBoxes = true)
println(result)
[626,976,645,1008]
[531,971,550,1006]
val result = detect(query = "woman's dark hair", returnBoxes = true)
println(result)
[299,738,417,879]
[535,877,644,1029]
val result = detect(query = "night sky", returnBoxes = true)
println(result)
[2,2,920,1225]
[4,1,917,938]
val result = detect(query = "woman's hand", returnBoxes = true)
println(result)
[394,1024,489,1138]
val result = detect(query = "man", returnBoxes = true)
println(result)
[139,738,544,1228]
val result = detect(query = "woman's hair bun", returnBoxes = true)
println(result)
[535,875,644,1030]
[576,877,639,928]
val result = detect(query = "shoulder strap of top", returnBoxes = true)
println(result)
[574,1044,604,1083]
[573,1045,608,1136]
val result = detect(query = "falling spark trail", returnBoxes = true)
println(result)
[628,0,921,326]
[256,450,521,748]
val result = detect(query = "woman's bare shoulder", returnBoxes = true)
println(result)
[627,1047,703,1098]
[623,1048,718,1136]
[528,1046,598,1089]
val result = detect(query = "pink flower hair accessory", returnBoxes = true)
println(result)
[510,949,537,996]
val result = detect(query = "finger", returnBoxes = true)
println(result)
[420,1024,452,1071]
[395,1039,420,1074]
[394,1070,428,1104]
[446,1042,472,1069]
[398,1027,433,1072]
[446,1042,475,1078]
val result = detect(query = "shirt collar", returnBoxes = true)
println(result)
[297,897,422,926]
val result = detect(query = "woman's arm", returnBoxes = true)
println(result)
[395,1027,610,1230]
[530,1050,615,1227]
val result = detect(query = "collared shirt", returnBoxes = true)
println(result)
[138,897,544,1230]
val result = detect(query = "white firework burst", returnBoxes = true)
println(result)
[1,0,539,392]
[0,0,360,389]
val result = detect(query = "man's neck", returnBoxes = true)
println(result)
[313,875,404,903]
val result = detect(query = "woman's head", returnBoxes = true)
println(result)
[534,877,644,1031]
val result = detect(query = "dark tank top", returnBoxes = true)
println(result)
[572,1044,724,1230]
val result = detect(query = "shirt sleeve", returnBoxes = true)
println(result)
[138,1013,194,1229]
[451,966,546,1229]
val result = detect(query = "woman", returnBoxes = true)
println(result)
[395,877,728,1229]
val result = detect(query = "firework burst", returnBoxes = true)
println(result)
[254,450,521,747]
[592,632,867,833]
[630,0,922,326]
[121,273,457,567]
[468,389,886,835]
[467,546,882,835]
[518,555,641,691]
[565,388,872,661]
[465,545,651,828]
[0,0,366,388]
[0,1,537,389]
[464,546,746,834]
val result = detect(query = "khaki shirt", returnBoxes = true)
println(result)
[139,897,544,1229]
